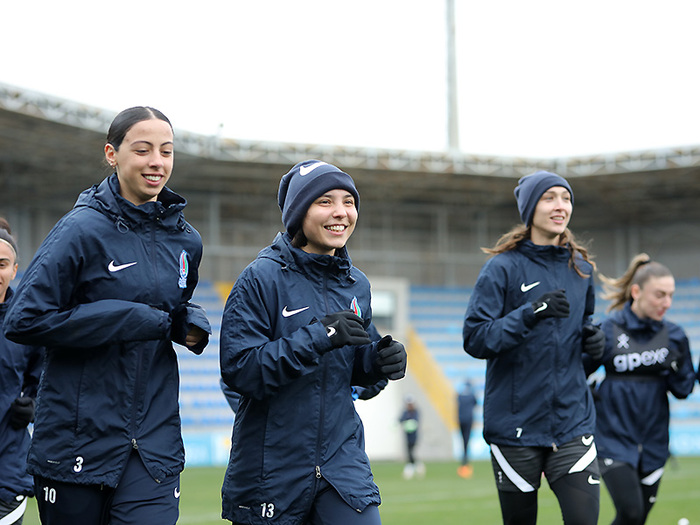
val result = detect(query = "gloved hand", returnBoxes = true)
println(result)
[532,289,569,319]
[320,311,371,348]
[662,345,684,373]
[376,335,407,380]
[9,397,35,430]
[169,304,189,346]
[582,325,605,360]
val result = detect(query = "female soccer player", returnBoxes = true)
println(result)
[463,170,604,525]
[0,219,43,525]
[4,107,210,525]
[219,159,407,525]
[590,254,696,524]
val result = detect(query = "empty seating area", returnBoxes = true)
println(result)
[176,280,233,431]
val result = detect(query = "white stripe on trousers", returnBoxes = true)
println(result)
[491,444,536,492]
[0,496,27,525]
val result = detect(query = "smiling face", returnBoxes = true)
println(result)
[631,275,675,322]
[530,186,572,245]
[0,241,18,303]
[300,189,358,255]
[104,118,174,206]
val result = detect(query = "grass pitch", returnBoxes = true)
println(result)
[22,456,700,524]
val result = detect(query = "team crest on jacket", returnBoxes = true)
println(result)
[350,296,361,319]
[178,251,189,289]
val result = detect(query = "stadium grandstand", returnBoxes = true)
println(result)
[2,81,700,464]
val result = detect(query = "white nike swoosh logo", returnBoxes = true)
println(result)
[587,475,600,485]
[326,326,336,338]
[174,487,181,498]
[299,162,326,176]
[282,306,310,317]
[533,303,548,314]
[582,435,594,446]
[521,281,541,292]
[108,260,137,272]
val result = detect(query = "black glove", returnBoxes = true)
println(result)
[9,397,35,430]
[582,325,605,360]
[376,335,407,380]
[320,311,371,348]
[663,345,684,373]
[532,289,569,319]
[169,304,189,346]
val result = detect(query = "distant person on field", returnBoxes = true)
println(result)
[457,379,477,479]
[585,254,696,525]
[0,220,43,525]
[463,170,604,525]
[399,396,424,480]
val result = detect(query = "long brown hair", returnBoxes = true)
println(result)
[599,253,672,312]
[482,224,595,278]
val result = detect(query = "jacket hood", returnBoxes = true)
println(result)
[74,174,188,232]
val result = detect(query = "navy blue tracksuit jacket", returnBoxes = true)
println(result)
[0,287,43,503]
[4,174,210,487]
[593,303,696,472]
[463,240,597,448]
[220,232,385,525]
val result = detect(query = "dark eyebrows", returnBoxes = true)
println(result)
[130,140,174,147]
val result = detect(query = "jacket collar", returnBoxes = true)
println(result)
[262,232,353,279]
[613,301,665,332]
[74,174,187,232]
[0,286,13,316]
[518,239,570,264]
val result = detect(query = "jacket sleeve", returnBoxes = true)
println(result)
[462,259,538,359]
[219,270,334,400]
[22,345,44,399]
[666,325,696,399]
[3,218,171,348]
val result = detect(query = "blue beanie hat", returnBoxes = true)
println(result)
[277,159,360,236]
[514,170,574,226]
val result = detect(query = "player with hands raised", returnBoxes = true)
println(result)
[220,160,406,525]
[463,171,601,525]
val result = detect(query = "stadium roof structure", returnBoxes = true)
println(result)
[3,81,700,224]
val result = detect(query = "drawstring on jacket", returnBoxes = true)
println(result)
[116,217,129,234]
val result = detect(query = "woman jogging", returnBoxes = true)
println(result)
[0,220,43,525]
[463,170,604,525]
[219,159,407,525]
[4,107,210,525]
[589,254,696,524]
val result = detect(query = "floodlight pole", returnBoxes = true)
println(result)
[446,0,460,153]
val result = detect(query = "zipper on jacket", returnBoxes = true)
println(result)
[131,438,139,450]
[314,273,330,485]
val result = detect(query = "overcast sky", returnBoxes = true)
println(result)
[3,1,699,158]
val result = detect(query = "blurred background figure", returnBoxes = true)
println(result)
[399,396,424,479]
[586,254,697,525]
[0,218,43,525]
[457,379,477,478]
